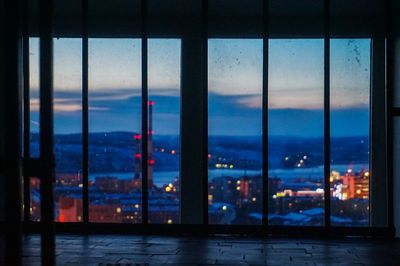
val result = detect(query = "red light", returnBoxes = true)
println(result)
[135,153,141,159]
[148,101,155,106]
[171,150,176,155]
[134,134,141,140]
[148,159,155,165]
[59,214,65,223]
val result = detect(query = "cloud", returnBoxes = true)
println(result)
[54,103,82,112]
[30,88,369,137]
[236,95,262,109]
[30,120,40,126]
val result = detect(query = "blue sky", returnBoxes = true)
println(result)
[29,38,370,137]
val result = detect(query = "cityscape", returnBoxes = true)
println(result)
[28,38,370,227]
[29,132,370,226]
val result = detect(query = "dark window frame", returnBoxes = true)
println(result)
[21,0,391,237]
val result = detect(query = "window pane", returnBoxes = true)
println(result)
[30,37,40,158]
[30,177,41,222]
[89,39,142,223]
[268,39,324,226]
[208,39,263,225]
[148,39,181,224]
[54,38,83,222]
[330,39,370,227]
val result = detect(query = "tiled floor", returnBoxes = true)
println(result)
[21,234,400,265]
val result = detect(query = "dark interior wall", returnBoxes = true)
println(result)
[0,0,5,223]
[390,0,400,238]
[23,0,384,38]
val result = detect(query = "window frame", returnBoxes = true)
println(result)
[21,0,391,237]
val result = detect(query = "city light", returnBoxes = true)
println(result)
[31,89,370,226]
[347,168,353,173]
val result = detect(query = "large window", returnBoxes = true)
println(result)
[29,38,41,221]
[268,39,325,226]
[148,39,181,224]
[330,39,371,226]
[88,39,142,223]
[25,36,374,230]
[29,37,40,158]
[208,39,263,225]
[54,38,83,222]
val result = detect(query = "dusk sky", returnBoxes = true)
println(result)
[29,38,370,137]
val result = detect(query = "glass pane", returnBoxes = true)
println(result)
[208,39,263,225]
[148,39,181,224]
[330,39,370,227]
[89,38,142,223]
[30,37,40,158]
[54,38,83,222]
[268,39,324,226]
[30,177,41,222]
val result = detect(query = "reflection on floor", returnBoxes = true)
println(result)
[21,234,400,265]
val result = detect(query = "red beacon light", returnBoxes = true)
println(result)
[134,134,141,140]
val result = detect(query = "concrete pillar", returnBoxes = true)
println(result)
[3,0,24,264]
[180,8,207,224]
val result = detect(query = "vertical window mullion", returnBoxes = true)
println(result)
[262,0,269,227]
[386,0,395,232]
[370,37,388,227]
[23,34,31,222]
[39,0,55,262]
[141,0,149,225]
[324,0,331,229]
[82,0,89,224]
[202,0,209,225]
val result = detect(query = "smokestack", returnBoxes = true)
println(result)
[134,134,141,180]
[148,101,154,188]
[133,101,154,187]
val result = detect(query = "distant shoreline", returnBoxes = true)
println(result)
[89,163,368,187]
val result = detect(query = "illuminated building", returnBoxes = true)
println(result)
[89,203,124,223]
[331,169,369,200]
[58,197,83,222]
